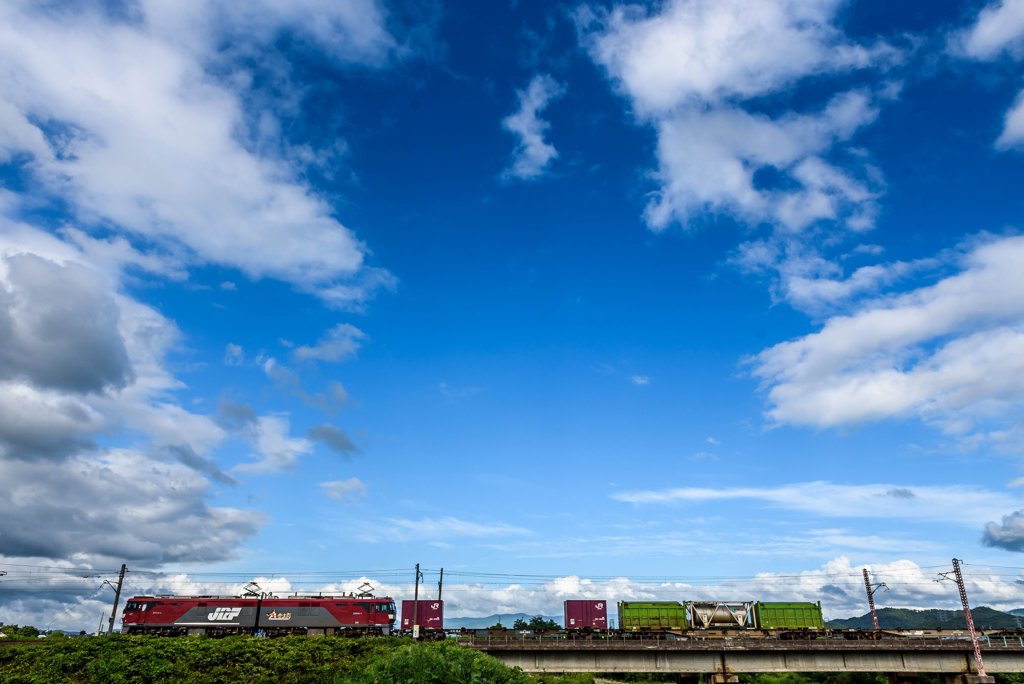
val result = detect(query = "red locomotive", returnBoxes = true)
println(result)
[122,592,396,636]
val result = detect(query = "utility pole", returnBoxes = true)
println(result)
[106,564,126,635]
[412,563,422,637]
[942,559,986,678]
[438,567,444,601]
[862,568,887,631]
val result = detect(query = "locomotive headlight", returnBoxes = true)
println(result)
[388,614,395,620]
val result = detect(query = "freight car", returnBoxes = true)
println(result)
[612,600,824,637]
[400,599,444,637]
[564,600,607,631]
[121,593,396,636]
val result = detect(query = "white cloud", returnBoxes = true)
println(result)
[430,558,991,620]
[954,0,1024,150]
[954,0,1024,60]
[644,90,881,232]
[629,375,651,385]
[732,238,935,314]
[579,0,899,314]
[580,0,894,116]
[750,235,1024,435]
[612,481,1017,527]
[141,0,399,66]
[236,414,313,473]
[501,74,565,181]
[0,2,395,305]
[294,323,367,363]
[321,478,368,502]
[996,90,1024,150]
[374,516,531,541]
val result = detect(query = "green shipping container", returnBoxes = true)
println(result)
[617,601,687,631]
[754,602,824,630]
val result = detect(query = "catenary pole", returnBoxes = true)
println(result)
[438,567,444,601]
[862,568,887,631]
[106,564,126,635]
[952,558,987,677]
[412,563,420,635]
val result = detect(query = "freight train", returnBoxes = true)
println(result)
[122,592,827,638]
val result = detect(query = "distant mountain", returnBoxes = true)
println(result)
[827,607,1024,630]
[444,614,562,629]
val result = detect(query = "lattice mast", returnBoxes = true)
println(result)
[951,558,987,677]
[862,568,880,630]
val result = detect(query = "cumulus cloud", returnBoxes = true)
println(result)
[578,0,905,316]
[0,253,132,394]
[501,74,565,181]
[293,323,367,363]
[0,224,226,461]
[0,451,259,564]
[0,222,252,580]
[321,477,367,502]
[580,0,895,115]
[308,424,361,456]
[645,89,881,233]
[750,235,1024,437]
[422,558,991,620]
[629,375,651,385]
[580,0,896,233]
[983,509,1024,551]
[0,1,395,305]
[954,0,1024,149]
[612,481,1017,527]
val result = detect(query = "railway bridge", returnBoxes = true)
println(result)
[460,634,1024,683]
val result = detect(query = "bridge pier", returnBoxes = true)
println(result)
[943,677,995,684]
[887,674,917,684]
[710,675,738,684]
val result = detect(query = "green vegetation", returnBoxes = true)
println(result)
[0,635,593,684]
[0,625,40,639]
[513,617,561,631]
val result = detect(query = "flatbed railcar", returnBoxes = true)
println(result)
[121,594,396,636]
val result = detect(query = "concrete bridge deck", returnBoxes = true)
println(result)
[459,635,1024,680]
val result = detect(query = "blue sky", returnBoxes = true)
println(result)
[3,0,1024,630]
